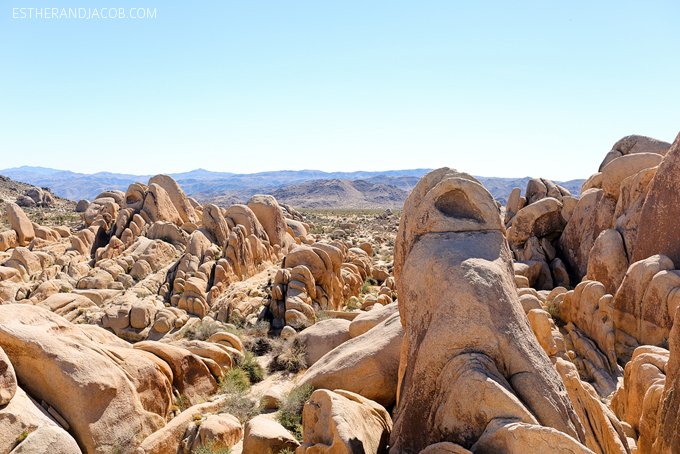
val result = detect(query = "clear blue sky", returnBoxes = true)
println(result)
[1,1,678,180]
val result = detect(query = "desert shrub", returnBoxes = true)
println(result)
[275,385,314,441]
[110,426,141,454]
[219,368,250,393]
[278,449,295,454]
[360,281,371,295]
[344,298,361,312]
[238,352,265,384]
[175,394,191,412]
[193,439,232,454]
[245,320,270,337]
[245,337,273,356]
[315,310,332,322]
[269,337,307,373]
[545,298,559,318]
[184,320,231,342]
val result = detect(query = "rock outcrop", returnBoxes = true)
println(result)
[391,168,585,453]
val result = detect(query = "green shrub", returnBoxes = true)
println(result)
[276,385,314,442]
[269,337,307,373]
[360,281,371,295]
[219,368,251,393]
[184,320,232,342]
[245,337,273,356]
[238,352,264,384]
[192,438,232,454]
[344,298,361,312]
[219,386,261,424]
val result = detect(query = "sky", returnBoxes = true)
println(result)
[1,1,679,180]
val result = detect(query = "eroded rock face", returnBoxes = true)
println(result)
[632,132,680,269]
[298,389,392,454]
[0,305,168,454]
[390,168,584,453]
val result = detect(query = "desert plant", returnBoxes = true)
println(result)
[344,298,361,312]
[545,298,559,318]
[219,368,251,393]
[245,337,273,356]
[184,320,231,342]
[110,426,141,454]
[269,336,307,373]
[315,310,332,322]
[245,319,271,336]
[360,281,371,295]
[238,352,265,384]
[175,394,191,412]
[193,439,232,454]
[278,449,295,454]
[276,385,314,442]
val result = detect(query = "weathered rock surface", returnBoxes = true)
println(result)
[0,305,168,454]
[297,311,404,407]
[298,318,351,366]
[391,168,585,453]
[298,389,392,454]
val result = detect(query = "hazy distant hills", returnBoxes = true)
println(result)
[0,166,584,209]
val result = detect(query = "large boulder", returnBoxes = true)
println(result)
[297,312,404,407]
[601,153,663,201]
[390,168,585,453]
[248,194,288,247]
[632,132,680,268]
[142,183,183,226]
[4,202,35,246]
[508,197,565,245]
[0,386,81,454]
[148,174,199,224]
[349,303,399,338]
[586,229,629,295]
[0,305,168,454]
[298,318,351,366]
[559,188,616,282]
[0,345,17,405]
[612,255,676,355]
[297,389,392,454]
[243,415,299,454]
[599,135,671,171]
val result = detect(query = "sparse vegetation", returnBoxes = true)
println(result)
[110,426,141,454]
[193,439,233,454]
[269,336,307,373]
[184,319,232,342]
[238,351,265,384]
[276,385,314,442]
[344,298,361,312]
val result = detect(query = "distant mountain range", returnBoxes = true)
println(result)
[0,166,584,209]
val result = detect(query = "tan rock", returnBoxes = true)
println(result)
[298,389,392,454]
[0,229,18,252]
[0,345,17,406]
[586,229,629,295]
[0,306,167,454]
[349,302,399,338]
[4,202,35,246]
[192,413,243,451]
[248,194,287,247]
[142,183,183,226]
[555,359,630,454]
[243,415,299,454]
[632,132,680,268]
[134,341,217,403]
[299,318,351,366]
[225,204,269,242]
[559,188,616,282]
[297,312,404,407]
[613,255,675,357]
[391,168,584,453]
[0,386,81,454]
[148,174,199,224]
[602,152,663,201]
[509,197,565,246]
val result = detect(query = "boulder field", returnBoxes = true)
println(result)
[1,131,680,453]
